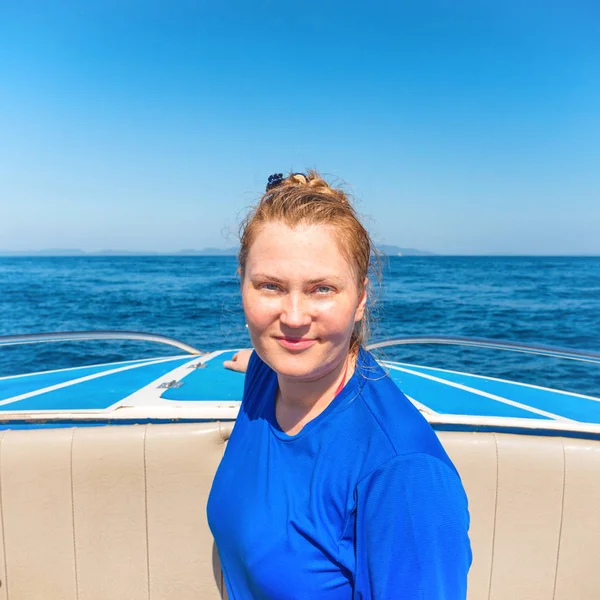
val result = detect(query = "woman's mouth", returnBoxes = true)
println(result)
[274,336,317,351]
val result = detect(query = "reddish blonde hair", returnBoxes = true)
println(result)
[238,170,379,354]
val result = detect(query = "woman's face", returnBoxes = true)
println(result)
[242,221,367,381]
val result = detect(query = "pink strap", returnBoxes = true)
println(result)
[334,357,350,397]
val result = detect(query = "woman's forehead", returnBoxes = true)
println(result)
[246,222,354,277]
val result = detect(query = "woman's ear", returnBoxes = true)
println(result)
[354,277,368,323]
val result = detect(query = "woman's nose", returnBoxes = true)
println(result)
[280,293,312,328]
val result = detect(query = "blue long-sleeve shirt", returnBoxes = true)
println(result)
[207,348,471,599]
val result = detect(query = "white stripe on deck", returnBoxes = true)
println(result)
[382,360,600,403]
[404,393,438,415]
[0,355,191,381]
[0,355,192,407]
[385,364,574,422]
[106,350,228,409]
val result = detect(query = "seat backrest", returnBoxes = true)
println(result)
[0,423,227,600]
[440,430,600,600]
[0,423,598,600]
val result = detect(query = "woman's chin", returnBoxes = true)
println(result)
[260,347,325,380]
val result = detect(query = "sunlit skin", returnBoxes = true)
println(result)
[241,221,367,435]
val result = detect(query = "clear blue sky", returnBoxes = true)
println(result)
[1,1,599,255]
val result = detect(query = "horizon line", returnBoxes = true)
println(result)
[1,250,599,258]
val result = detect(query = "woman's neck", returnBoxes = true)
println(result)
[275,352,355,435]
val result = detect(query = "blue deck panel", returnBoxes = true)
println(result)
[1,350,597,425]
[386,368,551,419]
[388,363,600,424]
[0,359,160,401]
[0,357,192,411]
[161,351,245,401]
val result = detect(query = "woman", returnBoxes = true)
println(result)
[207,171,471,599]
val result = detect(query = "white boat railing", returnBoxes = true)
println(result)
[366,335,600,365]
[0,330,203,355]
[1,331,598,364]
[0,330,600,363]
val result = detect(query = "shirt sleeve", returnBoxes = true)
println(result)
[353,452,472,600]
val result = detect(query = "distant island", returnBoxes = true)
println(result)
[0,248,239,257]
[0,245,435,257]
[377,245,436,256]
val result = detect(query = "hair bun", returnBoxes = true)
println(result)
[265,169,347,202]
[289,172,310,185]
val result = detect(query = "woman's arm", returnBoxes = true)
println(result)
[223,348,253,373]
[354,453,471,599]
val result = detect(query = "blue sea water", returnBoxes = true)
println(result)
[1,256,599,397]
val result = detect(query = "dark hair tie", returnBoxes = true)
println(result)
[266,173,284,191]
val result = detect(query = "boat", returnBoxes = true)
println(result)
[0,331,599,600]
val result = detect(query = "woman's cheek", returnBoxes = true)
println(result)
[316,297,353,322]
[312,295,339,311]
[245,293,280,329]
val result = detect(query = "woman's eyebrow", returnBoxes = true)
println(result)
[251,274,344,285]
[306,276,344,285]
[251,273,284,283]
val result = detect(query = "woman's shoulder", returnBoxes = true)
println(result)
[354,348,451,467]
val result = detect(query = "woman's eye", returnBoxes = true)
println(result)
[315,285,334,294]
[260,282,281,292]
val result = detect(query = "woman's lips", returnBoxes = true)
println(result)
[274,336,317,351]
